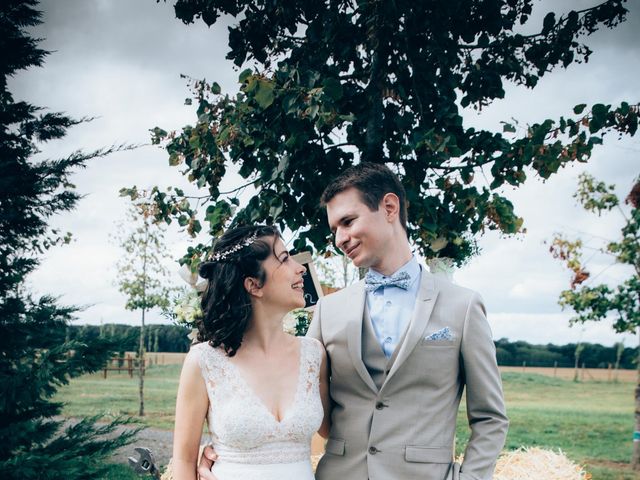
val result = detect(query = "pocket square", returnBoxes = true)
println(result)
[424,327,454,342]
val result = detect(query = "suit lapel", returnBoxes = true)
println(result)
[383,269,439,385]
[345,280,378,394]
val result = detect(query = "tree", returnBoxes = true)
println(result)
[549,173,639,469]
[0,1,137,478]
[114,199,175,416]
[140,0,638,270]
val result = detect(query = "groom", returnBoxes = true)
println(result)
[199,162,507,479]
[307,163,507,480]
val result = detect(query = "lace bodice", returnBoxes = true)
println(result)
[193,336,324,465]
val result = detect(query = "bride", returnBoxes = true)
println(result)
[172,225,330,480]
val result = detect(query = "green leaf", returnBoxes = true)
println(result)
[323,77,343,100]
[239,68,252,82]
[255,80,275,108]
[211,82,221,94]
[168,153,181,166]
[542,12,555,34]
[573,104,587,115]
[591,103,608,119]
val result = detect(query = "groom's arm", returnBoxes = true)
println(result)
[459,292,508,480]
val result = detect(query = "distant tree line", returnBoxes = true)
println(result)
[66,324,191,354]
[66,324,636,368]
[495,338,637,369]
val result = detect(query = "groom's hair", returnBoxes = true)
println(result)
[321,162,408,232]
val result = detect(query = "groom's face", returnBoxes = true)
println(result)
[326,187,393,271]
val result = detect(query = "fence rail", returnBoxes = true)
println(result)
[103,354,146,378]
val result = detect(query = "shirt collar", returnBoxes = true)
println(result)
[368,256,420,285]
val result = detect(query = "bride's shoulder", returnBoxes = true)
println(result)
[299,335,322,348]
[187,341,226,365]
[299,336,325,361]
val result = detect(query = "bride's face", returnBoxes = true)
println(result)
[251,237,307,312]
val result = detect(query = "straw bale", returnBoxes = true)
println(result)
[494,447,590,480]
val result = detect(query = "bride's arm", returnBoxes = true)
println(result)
[172,349,211,480]
[317,348,331,438]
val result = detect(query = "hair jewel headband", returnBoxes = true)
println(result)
[209,231,259,262]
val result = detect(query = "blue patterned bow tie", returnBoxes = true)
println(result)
[364,271,411,292]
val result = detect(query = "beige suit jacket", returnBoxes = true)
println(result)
[307,269,508,480]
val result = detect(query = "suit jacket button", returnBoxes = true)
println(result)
[368,446,379,454]
[375,402,385,410]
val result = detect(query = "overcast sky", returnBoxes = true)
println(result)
[11,0,639,347]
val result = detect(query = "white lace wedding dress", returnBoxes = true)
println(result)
[192,336,324,480]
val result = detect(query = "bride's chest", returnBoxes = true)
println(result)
[208,381,322,448]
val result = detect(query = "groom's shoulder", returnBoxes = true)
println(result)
[320,279,364,305]
[426,271,481,305]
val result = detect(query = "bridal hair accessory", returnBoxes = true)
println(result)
[209,231,259,262]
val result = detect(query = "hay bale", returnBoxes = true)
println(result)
[494,447,590,480]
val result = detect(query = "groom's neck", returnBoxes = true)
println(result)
[368,240,413,276]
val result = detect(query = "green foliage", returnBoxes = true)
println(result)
[67,324,192,353]
[149,0,638,268]
[575,173,620,215]
[495,338,637,369]
[0,1,137,477]
[114,200,176,313]
[550,173,639,334]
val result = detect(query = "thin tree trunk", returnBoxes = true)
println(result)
[139,307,145,416]
[632,328,640,470]
[614,342,623,382]
[139,226,149,417]
[573,343,582,382]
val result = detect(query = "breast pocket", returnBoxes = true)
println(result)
[411,345,460,386]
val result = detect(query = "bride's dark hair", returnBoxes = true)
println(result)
[197,225,280,356]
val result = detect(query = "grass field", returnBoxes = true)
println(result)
[56,365,637,479]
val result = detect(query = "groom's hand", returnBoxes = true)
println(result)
[197,445,218,480]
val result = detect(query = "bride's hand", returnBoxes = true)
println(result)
[197,445,219,480]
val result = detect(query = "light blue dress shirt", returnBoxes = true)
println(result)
[366,256,422,358]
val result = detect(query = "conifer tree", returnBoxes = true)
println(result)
[0,1,137,478]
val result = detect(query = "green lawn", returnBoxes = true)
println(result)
[456,373,636,479]
[56,364,182,430]
[56,366,637,479]
[102,464,140,480]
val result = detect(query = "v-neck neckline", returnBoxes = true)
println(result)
[225,337,304,424]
